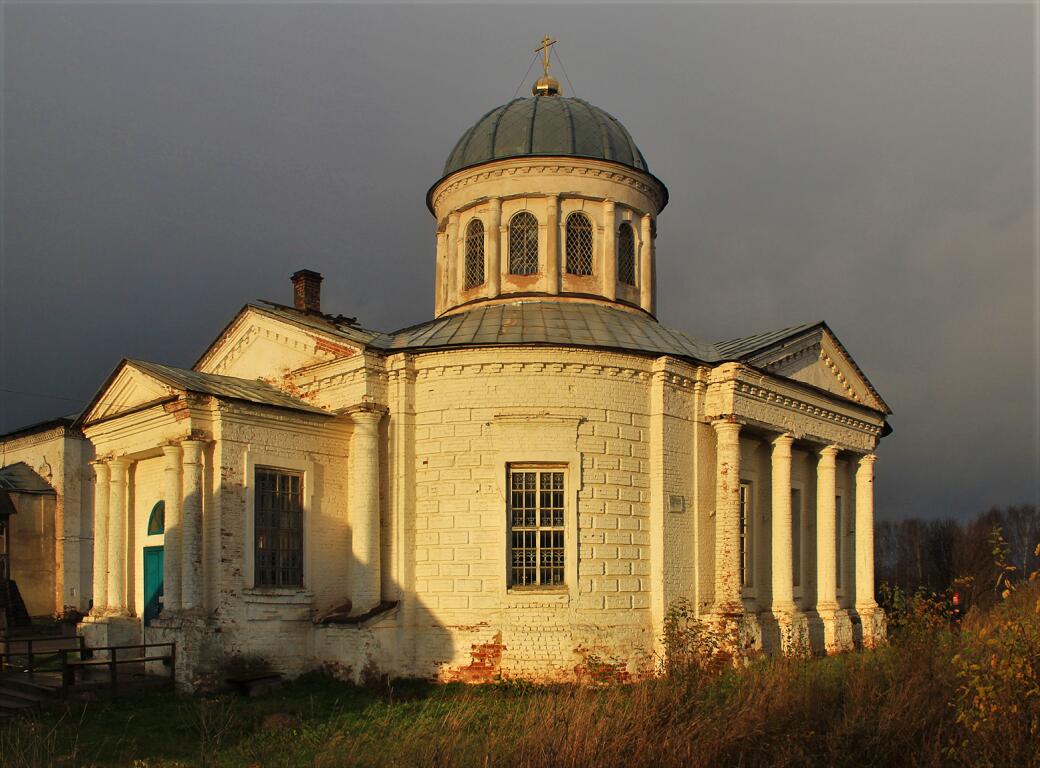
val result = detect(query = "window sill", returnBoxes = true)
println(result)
[242,588,314,605]
[505,587,570,606]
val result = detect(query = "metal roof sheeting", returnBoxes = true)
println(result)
[713,322,823,360]
[0,463,55,494]
[251,299,823,367]
[378,301,720,361]
[128,360,329,415]
[443,96,649,177]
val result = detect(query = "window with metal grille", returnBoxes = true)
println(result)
[464,218,485,289]
[617,222,636,285]
[565,212,593,275]
[508,467,565,587]
[740,482,753,588]
[508,212,539,275]
[254,467,303,588]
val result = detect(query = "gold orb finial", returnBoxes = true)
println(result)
[533,35,562,96]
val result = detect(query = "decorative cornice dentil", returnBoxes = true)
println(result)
[0,425,79,451]
[431,162,666,212]
[413,360,654,382]
[732,380,882,436]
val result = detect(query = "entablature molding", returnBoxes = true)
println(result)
[214,402,345,437]
[651,356,709,391]
[84,404,197,459]
[293,362,390,398]
[0,425,80,451]
[413,359,653,382]
[704,365,884,452]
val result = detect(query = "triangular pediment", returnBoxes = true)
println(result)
[744,326,889,413]
[194,306,363,380]
[81,363,178,424]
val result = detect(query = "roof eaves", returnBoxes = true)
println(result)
[0,416,79,444]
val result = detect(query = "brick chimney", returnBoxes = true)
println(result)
[291,269,323,313]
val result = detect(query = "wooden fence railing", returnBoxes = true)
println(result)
[0,634,88,674]
[0,638,175,698]
[60,642,176,697]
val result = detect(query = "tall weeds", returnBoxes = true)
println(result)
[4,580,1039,767]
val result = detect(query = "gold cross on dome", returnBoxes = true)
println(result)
[535,35,557,77]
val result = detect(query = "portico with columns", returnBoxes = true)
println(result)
[703,361,887,652]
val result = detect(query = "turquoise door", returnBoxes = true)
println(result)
[143,546,164,626]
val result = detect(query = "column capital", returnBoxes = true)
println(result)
[181,439,206,463]
[89,457,109,468]
[344,403,389,425]
[772,432,794,449]
[161,443,184,458]
[489,196,502,211]
[712,418,742,435]
[818,444,840,460]
[109,456,131,471]
[858,452,878,467]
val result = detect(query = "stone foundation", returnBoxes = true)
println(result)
[146,612,223,691]
[78,614,141,649]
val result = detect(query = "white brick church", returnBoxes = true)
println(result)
[74,54,890,686]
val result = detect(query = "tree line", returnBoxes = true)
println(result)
[875,504,1039,608]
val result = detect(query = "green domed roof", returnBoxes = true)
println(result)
[442,95,649,177]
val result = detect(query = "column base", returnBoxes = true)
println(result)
[762,609,811,656]
[77,614,142,649]
[806,607,855,654]
[708,610,760,662]
[854,605,887,649]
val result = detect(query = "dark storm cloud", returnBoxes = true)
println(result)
[1,3,1035,521]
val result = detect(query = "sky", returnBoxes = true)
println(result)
[1,2,1036,522]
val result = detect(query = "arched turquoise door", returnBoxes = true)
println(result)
[143,546,164,625]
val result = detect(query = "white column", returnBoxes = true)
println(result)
[162,443,183,613]
[107,457,130,613]
[815,445,840,613]
[713,419,743,615]
[349,407,383,613]
[601,200,616,301]
[90,460,110,614]
[180,439,204,612]
[487,198,502,297]
[770,434,795,613]
[640,214,654,313]
[855,454,878,612]
[546,194,560,295]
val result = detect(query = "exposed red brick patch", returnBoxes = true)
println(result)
[163,399,191,421]
[442,632,506,683]
[573,645,631,684]
[312,336,358,359]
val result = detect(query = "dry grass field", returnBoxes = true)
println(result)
[2,580,1038,768]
